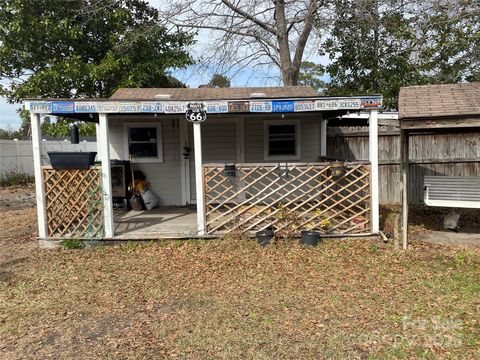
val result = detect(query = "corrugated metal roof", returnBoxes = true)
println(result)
[399,82,480,119]
[110,86,318,101]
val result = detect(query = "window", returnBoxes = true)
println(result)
[124,123,163,163]
[264,120,301,160]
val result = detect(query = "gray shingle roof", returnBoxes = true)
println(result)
[110,86,318,100]
[399,82,480,119]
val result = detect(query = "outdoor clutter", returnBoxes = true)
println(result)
[130,170,159,211]
[255,228,322,247]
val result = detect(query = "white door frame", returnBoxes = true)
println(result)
[179,117,191,205]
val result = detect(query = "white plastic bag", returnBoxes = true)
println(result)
[141,189,159,210]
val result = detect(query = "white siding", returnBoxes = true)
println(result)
[301,117,321,161]
[245,116,321,162]
[108,116,182,206]
[189,119,238,202]
[106,115,323,205]
[189,115,323,201]
[244,118,263,162]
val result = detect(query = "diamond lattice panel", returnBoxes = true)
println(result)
[203,163,371,236]
[43,167,104,238]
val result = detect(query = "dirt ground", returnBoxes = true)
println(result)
[0,185,38,269]
[1,187,479,359]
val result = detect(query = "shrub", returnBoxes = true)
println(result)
[0,170,34,187]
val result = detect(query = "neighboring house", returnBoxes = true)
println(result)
[25,86,383,242]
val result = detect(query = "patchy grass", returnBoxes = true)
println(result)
[0,237,479,359]
[59,238,86,249]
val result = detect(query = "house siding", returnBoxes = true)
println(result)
[108,115,322,206]
[189,119,237,202]
[108,117,183,206]
[190,115,322,202]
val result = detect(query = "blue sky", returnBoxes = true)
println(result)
[0,97,20,130]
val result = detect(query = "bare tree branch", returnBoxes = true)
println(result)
[160,0,324,86]
[220,0,276,34]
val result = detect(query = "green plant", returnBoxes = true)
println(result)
[84,183,104,241]
[59,238,85,249]
[306,209,332,233]
[0,170,34,187]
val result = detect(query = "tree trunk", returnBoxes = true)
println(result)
[275,0,298,86]
[282,67,299,86]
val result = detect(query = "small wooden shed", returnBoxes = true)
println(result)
[25,86,383,241]
[399,82,480,248]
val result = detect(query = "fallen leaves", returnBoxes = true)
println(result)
[0,193,480,358]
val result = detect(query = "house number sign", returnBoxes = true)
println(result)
[186,102,207,123]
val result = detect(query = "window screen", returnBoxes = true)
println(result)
[267,124,296,156]
[128,127,158,157]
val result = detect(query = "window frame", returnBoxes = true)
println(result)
[123,122,163,163]
[263,119,301,161]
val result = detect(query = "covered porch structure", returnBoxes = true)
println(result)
[26,87,382,241]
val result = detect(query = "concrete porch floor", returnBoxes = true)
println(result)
[113,207,198,239]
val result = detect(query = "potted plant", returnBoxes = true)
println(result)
[300,230,320,246]
[301,211,331,246]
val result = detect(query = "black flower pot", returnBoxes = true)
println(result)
[48,152,97,170]
[301,230,320,246]
[256,229,274,246]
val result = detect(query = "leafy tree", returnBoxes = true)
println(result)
[0,128,19,140]
[209,74,231,88]
[322,0,479,110]
[417,0,480,83]
[41,118,96,138]
[323,0,424,110]
[0,0,194,102]
[298,61,325,92]
[17,109,31,138]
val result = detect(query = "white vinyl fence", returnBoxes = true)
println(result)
[0,140,98,175]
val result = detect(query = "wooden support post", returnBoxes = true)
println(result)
[320,116,327,157]
[193,122,205,235]
[369,109,379,233]
[400,129,409,250]
[31,112,48,239]
[98,113,114,238]
[236,117,245,162]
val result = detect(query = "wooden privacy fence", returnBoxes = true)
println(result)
[328,125,480,204]
[43,166,103,238]
[203,162,371,236]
